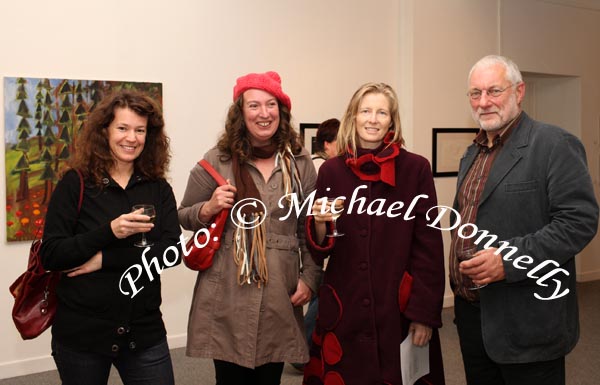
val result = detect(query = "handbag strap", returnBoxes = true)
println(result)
[199,159,227,186]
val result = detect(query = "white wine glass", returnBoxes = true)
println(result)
[132,204,156,247]
[459,245,487,290]
[326,198,345,238]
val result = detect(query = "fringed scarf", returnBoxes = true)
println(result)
[345,132,401,186]
[231,143,303,287]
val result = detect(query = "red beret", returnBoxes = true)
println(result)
[233,71,292,111]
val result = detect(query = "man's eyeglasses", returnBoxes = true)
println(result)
[467,83,520,100]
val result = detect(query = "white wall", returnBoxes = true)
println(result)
[0,0,400,378]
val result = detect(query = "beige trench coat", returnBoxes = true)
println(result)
[178,147,322,368]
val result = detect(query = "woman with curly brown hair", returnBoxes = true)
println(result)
[178,71,322,385]
[40,89,181,385]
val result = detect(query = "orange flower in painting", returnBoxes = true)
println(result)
[33,209,41,216]
[20,217,30,226]
[32,203,40,208]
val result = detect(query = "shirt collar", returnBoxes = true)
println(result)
[474,111,523,151]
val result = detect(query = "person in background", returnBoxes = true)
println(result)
[291,117,340,372]
[178,71,322,385]
[310,118,340,170]
[451,55,598,385]
[302,82,446,385]
[40,89,182,385]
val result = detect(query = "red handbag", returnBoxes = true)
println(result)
[183,159,229,271]
[9,170,84,340]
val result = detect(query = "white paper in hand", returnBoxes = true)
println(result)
[400,332,430,385]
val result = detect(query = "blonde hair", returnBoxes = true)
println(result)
[336,82,404,156]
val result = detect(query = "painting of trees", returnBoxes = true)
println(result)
[4,77,162,242]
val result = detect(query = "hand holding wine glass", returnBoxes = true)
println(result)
[458,245,488,290]
[131,204,156,247]
[313,197,344,237]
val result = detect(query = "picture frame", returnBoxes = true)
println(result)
[300,123,319,154]
[432,128,479,177]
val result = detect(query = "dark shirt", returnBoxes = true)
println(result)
[40,170,182,356]
[450,113,521,301]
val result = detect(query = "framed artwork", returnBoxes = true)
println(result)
[300,123,319,154]
[4,77,162,242]
[432,128,478,177]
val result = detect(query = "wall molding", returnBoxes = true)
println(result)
[577,269,600,282]
[540,0,600,12]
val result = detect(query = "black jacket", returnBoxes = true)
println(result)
[41,170,182,356]
[453,113,598,363]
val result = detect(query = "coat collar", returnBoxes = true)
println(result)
[457,112,533,207]
[100,171,148,189]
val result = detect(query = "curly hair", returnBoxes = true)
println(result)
[216,97,302,163]
[68,89,170,185]
[337,82,404,156]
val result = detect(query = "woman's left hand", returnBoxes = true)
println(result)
[409,321,432,347]
[65,251,103,277]
[290,278,312,307]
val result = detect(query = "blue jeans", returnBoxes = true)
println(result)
[304,296,318,344]
[51,338,174,385]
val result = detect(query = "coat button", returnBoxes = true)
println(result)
[359,262,368,271]
[362,298,371,306]
[117,327,125,335]
[129,341,136,350]
[111,344,119,352]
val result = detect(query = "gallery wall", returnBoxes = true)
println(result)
[1,0,598,379]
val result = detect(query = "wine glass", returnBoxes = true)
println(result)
[325,198,345,238]
[458,245,487,290]
[132,204,156,247]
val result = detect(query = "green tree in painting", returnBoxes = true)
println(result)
[34,81,44,151]
[14,78,32,202]
[55,80,73,172]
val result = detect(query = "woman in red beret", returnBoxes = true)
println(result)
[178,71,322,385]
[303,83,446,385]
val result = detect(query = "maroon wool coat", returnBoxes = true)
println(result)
[303,149,446,385]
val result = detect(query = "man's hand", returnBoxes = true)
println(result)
[459,247,505,286]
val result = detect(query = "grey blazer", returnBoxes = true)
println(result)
[453,112,598,363]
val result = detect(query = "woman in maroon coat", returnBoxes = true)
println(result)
[303,83,446,385]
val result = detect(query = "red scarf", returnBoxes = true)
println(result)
[345,132,400,186]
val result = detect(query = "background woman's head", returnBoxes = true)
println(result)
[71,89,170,183]
[337,82,404,155]
[218,71,302,161]
[315,118,340,158]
